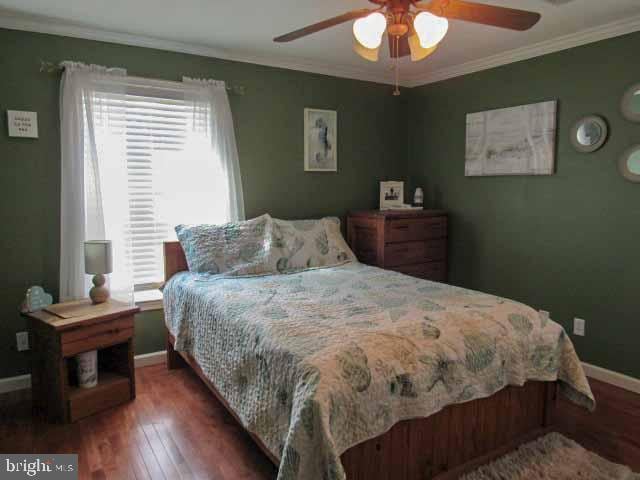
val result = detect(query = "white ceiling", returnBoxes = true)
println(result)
[1,0,640,86]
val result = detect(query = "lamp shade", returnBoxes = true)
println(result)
[353,12,387,50]
[353,36,380,62]
[84,240,113,275]
[413,12,449,49]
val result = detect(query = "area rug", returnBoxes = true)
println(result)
[461,432,639,480]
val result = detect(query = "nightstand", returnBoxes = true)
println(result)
[23,299,139,423]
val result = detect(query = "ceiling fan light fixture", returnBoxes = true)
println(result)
[408,33,438,62]
[413,11,449,49]
[353,12,387,49]
[353,37,380,62]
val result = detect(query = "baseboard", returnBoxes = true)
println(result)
[0,374,31,394]
[134,350,167,368]
[0,350,167,394]
[582,362,640,395]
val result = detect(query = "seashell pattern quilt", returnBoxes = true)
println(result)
[164,262,595,480]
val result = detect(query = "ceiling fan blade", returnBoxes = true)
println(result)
[388,34,411,58]
[274,8,372,42]
[416,0,541,31]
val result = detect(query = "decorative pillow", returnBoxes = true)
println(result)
[324,217,358,264]
[175,214,272,275]
[268,217,357,273]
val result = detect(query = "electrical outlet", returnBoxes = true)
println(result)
[573,318,586,337]
[16,331,29,351]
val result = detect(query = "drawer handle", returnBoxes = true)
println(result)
[88,328,120,338]
[394,225,409,230]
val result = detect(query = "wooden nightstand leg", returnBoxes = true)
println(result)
[128,338,136,399]
[166,328,186,370]
[29,318,68,422]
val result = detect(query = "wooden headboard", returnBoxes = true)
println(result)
[164,241,188,281]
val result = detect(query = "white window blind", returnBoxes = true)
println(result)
[124,93,184,288]
[85,81,230,292]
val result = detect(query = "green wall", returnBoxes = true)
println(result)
[0,27,407,378]
[407,32,640,378]
[2,25,638,381]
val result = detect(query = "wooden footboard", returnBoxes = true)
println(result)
[167,330,556,479]
[342,381,555,480]
[163,241,557,479]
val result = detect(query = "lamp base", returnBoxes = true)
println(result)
[89,274,110,304]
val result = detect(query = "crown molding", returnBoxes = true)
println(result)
[1,10,640,89]
[403,13,640,87]
[0,11,397,86]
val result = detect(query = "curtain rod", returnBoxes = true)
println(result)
[39,59,246,96]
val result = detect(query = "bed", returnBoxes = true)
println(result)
[163,239,594,480]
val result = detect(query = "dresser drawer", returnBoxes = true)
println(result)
[61,316,134,357]
[386,217,447,243]
[392,261,447,282]
[385,239,447,267]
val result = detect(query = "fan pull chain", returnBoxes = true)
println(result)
[393,35,401,96]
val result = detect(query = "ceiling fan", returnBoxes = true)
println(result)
[274,0,541,94]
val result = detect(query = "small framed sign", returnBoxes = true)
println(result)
[7,110,39,138]
[379,181,404,210]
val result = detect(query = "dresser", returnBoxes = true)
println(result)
[346,210,448,282]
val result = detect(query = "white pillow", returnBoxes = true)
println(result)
[175,214,272,275]
[268,217,357,273]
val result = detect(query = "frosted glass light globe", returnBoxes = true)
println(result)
[413,12,449,49]
[353,12,387,49]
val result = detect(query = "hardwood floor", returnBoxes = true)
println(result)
[0,364,277,480]
[554,377,640,473]
[0,365,638,479]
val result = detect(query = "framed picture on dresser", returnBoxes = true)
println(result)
[379,181,404,210]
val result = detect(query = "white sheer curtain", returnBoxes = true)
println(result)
[183,77,245,222]
[60,62,133,303]
[60,65,245,303]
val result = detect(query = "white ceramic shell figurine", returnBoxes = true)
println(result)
[414,187,424,208]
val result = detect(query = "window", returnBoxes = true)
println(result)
[89,83,231,299]
[60,65,244,305]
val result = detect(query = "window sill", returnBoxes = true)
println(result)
[135,290,163,312]
[137,299,164,312]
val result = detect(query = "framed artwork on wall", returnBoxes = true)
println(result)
[379,181,404,210]
[304,108,337,172]
[465,100,557,176]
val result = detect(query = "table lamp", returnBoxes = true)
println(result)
[84,240,113,304]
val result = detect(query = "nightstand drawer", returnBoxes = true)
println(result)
[385,239,447,267]
[61,316,134,357]
[386,217,447,243]
[392,261,447,282]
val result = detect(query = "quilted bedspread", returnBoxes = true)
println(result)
[163,262,595,480]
